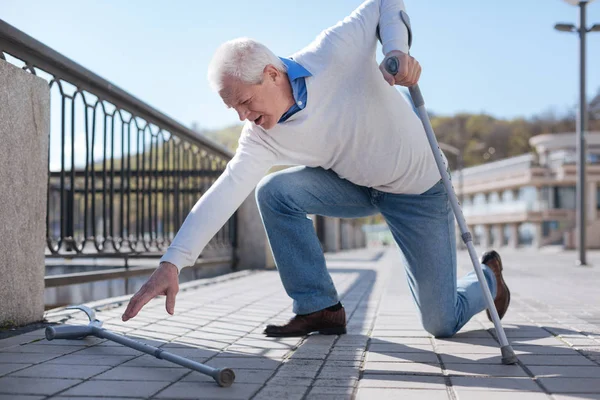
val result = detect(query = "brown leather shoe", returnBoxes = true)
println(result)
[481,250,510,321]
[264,307,347,337]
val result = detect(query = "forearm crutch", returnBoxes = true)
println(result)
[45,305,236,386]
[384,11,517,365]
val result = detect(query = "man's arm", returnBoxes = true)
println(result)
[159,125,278,273]
[324,0,410,57]
[319,0,420,87]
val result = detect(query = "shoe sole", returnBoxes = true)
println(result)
[264,327,347,338]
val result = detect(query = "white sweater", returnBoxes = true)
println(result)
[160,0,443,273]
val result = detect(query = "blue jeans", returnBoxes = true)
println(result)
[255,166,497,337]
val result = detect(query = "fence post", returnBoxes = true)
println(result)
[0,60,50,327]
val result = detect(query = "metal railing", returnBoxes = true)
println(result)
[0,20,237,286]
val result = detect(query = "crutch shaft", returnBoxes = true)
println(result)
[412,90,518,364]
[46,324,235,387]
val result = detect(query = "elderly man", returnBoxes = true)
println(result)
[122,0,510,338]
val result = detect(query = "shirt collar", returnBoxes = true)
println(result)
[279,57,312,80]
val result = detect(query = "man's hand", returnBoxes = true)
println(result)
[379,50,421,87]
[121,262,179,321]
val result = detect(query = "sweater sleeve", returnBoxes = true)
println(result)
[324,0,410,57]
[159,124,278,274]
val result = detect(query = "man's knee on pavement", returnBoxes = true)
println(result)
[422,317,459,338]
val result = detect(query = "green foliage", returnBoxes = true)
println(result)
[430,90,600,168]
[196,124,244,153]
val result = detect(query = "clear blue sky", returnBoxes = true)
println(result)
[3,0,600,130]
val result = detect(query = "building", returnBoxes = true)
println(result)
[457,132,600,249]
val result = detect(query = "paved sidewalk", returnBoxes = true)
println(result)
[1,246,600,399]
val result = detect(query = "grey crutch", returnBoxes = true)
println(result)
[384,11,517,365]
[45,305,236,387]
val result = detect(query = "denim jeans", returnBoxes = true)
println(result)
[255,166,497,337]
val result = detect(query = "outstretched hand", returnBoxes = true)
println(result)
[379,50,421,87]
[121,262,179,321]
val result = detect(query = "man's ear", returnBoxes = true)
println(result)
[263,64,281,83]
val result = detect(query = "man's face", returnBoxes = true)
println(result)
[219,65,290,130]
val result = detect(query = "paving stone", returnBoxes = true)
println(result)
[306,385,354,397]
[449,377,542,392]
[0,337,30,350]
[438,353,503,364]
[435,338,498,346]
[317,366,360,379]
[274,366,320,379]
[510,337,569,347]
[359,375,447,389]
[94,366,189,381]
[512,346,581,355]
[0,376,82,396]
[537,377,600,393]
[8,363,110,379]
[0,363,30,376]
[155,382,263,399]
[60,379,170,397]
[369,343,434,353]
[444,363,529,377]
[267,376,313,386]
[0,395,44,400]
[356,388,450,399]
[454,391,551,399]
[46,354,135,366]
[371,330,432,338]
[70,344,140,356]
[528,365,600,378]
[518,354,597,366]
[52,397,144,400]
[252,385,308,400]
[313,377,358,387]
[366,351,439,363]
[206,356,281,370]
[0,344,82,354]
[364,361,442,375]
[435,344,503,354]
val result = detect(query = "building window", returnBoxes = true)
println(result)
[518,223,534,245]
[554,186,576,209]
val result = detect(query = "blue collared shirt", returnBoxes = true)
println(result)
[278,57,312,123]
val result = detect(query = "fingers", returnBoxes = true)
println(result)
[121,286,155,321]
[166,287,178,315]
[378,64,395,86]
[381,52,422,87]
[396,58,421,87]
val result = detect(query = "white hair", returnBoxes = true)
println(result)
[207,37,287,93]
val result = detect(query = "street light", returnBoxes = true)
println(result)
[555,0,599,266]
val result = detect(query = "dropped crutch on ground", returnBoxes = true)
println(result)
[384,10,518,365]
[45,305,236,387]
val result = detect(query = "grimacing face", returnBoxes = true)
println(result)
[219,65,293,130]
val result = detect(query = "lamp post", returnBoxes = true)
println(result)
[555,0,600,266]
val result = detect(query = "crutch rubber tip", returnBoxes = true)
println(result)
[501,345,518,365]
[215,368,235,387]
[45,327,56,341]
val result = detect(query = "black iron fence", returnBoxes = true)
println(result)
[0,20,237,287]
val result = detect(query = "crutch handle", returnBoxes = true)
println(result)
[45,325,93,340]
[384,56,425,108]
